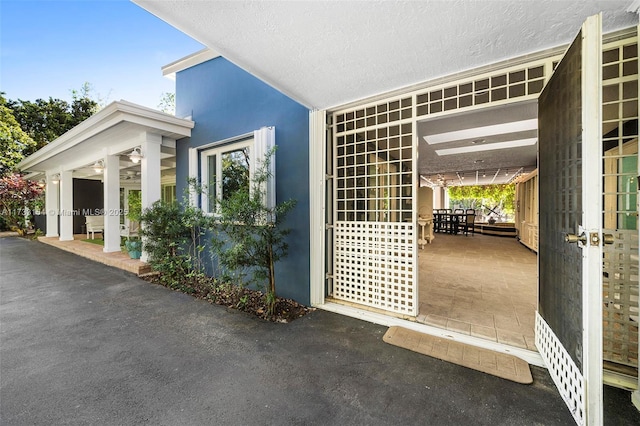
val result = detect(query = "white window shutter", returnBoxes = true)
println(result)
[253,126,276,210]
[188,147,198,207]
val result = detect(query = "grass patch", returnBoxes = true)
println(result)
[82,238,104,246]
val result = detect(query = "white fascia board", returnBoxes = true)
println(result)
[162,48,221,80]
[18,101,120,170]
[115,100,195,130]
[18,100,194,171]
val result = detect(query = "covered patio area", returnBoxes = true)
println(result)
[18,100,194,259]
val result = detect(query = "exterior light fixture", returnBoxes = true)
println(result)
[51,174,60,184]
[93,160,105,174]
[128,147,143,164]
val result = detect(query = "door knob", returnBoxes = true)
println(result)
[565,233,587,244]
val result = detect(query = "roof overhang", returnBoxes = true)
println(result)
[162,48,221,80]
[18,100,194,180]
[134,0,638,110]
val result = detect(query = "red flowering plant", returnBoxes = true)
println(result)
[0,173,44,235]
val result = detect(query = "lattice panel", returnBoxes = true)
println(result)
[603,229,639,368]
[335,123,413,223]
[335,97,412,133]
[536,312,585,426]
[601,37,639,371]
[415,64,546,116]
[333,221,416,315]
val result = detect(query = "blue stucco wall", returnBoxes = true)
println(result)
[175,57,311,305]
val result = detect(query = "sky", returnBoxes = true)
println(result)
[0,0,204,109]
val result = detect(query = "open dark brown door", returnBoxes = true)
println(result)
[537,14,603,426]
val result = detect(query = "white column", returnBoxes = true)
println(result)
[59,170,74,241]
[103,154,121,253]
[140,133,162,262]
[309,110,326,306]
[45,173,59,237]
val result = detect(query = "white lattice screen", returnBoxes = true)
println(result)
[414,63,547,116]
[601,37,639,371]
[334,222,415,315]
[603,230,639,367]
[536,312,585,425]
[331,96,416,316]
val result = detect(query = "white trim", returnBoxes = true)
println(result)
[18,100,194,172]
[317,301,544,367]
[103,154,121,253]
[200,139,253,214]
[195,132,254,152]
[188,147,198,207]
[582,14,603,426]
[309,110,327,306]
[162,48,221,80]
[253,126,276,210]
[58,171,73,241]
[45,173,59,237]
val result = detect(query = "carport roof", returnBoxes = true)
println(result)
[17,100,194,175]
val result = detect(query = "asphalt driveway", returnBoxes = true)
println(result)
[1,236,638,425]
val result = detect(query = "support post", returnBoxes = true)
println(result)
[59,170,74,241]
[140,133,162,262]
[309,109,326,306]
[45,173,59,237]
[103,154,121,252]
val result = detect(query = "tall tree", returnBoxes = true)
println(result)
[7,82,100,154]
[0,173,44,234]
[0,94,36,177]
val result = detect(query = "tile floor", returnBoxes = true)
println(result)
[417,232,538,351]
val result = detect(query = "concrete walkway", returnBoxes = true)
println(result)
[1,236,638,425]
[38,235,151,275]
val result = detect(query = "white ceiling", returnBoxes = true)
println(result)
[135,0,638,110]
[418,101,538,186]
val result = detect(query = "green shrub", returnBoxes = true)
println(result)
[140,199,211,288]
[211,147,296,315]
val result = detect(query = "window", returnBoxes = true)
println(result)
[162,184,177,203]
[193,127,276,215]
[201,139,252,213]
